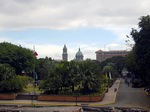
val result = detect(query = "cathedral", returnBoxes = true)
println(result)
[75,48,84,61]
[62,45,84,61]
[62,45,68,61]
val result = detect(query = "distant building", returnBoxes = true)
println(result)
[95,50,129,62]
[62,45,68,61]
[75,48,84,61]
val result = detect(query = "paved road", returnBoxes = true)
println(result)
[108,79,150,110]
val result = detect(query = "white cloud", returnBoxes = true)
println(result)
[20,42,100,60]
[0,0,149,30]
[0,0,148,59]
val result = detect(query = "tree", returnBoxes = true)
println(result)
[0,42,36,74]
[0,64,32,93]
[39,59,104,95]
[0,64,16,81]
[36,58,55,80]
[128,15,150,83]
[78,59,102,94]
[0,64,16,93]
[67,60,81,93]
[39,63,62,94]
[100,56,126,77]
[126,49,137,75]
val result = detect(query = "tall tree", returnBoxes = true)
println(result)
[0,42,36,74]
[39,60,103,95]
[128,15,150,83]
[78,59,101,94]
[0,64,32,93]
[36,58,55,80]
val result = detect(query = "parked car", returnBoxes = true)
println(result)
[131,79,143,88]
[144,86,150,95]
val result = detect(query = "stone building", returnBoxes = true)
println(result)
[75,48,84,61]
[95,50,129,62]
[62,45,68,61]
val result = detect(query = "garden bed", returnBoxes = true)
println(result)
[0,94,17,100]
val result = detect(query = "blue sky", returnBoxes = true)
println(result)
[0,0,149,60]
[0,28,117,44]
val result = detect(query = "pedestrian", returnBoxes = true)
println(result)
[128,82,130,86]
[114,88,117,92]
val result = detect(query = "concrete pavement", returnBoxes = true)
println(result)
[0,79,121,107]
[91,79,121,106]
[109,79,150,110]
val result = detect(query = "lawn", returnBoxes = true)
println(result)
[23,84,42,93]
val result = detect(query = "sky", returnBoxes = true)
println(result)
[0,0,149,60]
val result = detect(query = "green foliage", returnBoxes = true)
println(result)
[10,76,25,92]
[127,15,150,83]
[0,64,33,93]
[0,64,16,81]
[0,64,16,93]
[100,56,126,77]
[0,42,36,93]
[0,42,36,74]
[126,49,137,75]
[24,84,41,93]
[77,60,102,94]
[39,59,106,95]
[36,57,55,80]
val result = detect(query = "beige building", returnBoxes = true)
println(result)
[95,50,129,62]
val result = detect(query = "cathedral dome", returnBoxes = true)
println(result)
[75,48,83,61]
[76,48,83,57]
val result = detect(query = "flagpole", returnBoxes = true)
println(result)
[32,45,36,106]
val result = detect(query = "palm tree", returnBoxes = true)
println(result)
[78,59,102,94]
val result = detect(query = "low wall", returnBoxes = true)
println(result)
[38,92,105,102]
[0,94,17,100]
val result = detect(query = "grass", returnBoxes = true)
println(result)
[23,84,42,93]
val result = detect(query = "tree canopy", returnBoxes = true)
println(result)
[100,56,126,77]
[39,59,107,95]
[127,15,150,83]
[0,64,32,93]
[0,42,36,74]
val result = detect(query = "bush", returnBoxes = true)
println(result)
[0,75,33,93]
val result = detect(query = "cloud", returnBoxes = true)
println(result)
[11,40,100,60]
[0,0,149,31]
[0,0,148,59]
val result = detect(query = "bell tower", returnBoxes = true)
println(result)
[62,45,68,61]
